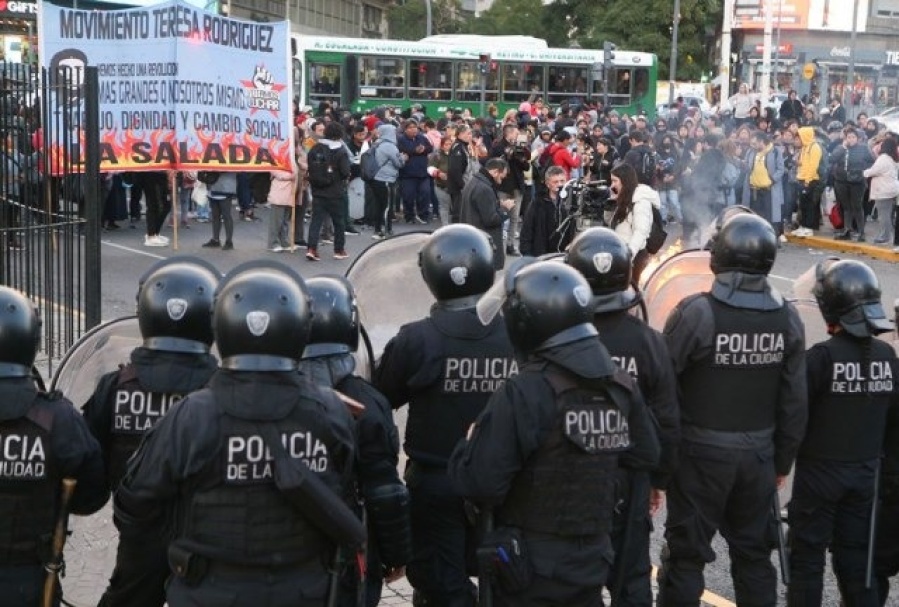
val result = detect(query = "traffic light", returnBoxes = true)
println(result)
[603,41,616,71]
[478,53,491,75]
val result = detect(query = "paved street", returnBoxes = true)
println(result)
[58,201,899,607]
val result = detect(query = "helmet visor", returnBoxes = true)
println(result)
[840,302,894,338]
[476,256,538,326]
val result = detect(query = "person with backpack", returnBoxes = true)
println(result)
[793,126,827,237]
[740,130,785,236]
[606,163,659,284]
[622,130,657,188]
[366,123,406,240]
[306,122,351,261]
[545,130,581,180]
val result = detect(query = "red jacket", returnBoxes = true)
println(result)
[549,143,580,179]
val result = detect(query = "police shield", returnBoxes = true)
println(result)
[640,249,715,332]
[346,231,434,379]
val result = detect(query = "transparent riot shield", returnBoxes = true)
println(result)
[641,249,715,332]
[51,316,143,408]
[346,231,434,379]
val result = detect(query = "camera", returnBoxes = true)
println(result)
[566,179,612,229]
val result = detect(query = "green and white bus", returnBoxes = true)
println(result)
[292,34,658,117]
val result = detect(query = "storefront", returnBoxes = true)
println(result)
[0,0,37,65]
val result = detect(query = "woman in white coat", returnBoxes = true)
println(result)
[863,137,899,245]
[606,162,660,283]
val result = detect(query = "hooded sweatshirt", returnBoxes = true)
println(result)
[797,127,823,183]
[373,124,406,184]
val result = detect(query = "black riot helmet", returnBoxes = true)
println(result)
[565,227,640,313]
[214,261,313,371]
[704,205,756,251]
[0,286,41,378]
[137,256,221,353]
[709,213,777,276]
[813,258,892,337]
[503,261,598,354]
[303,275,360,359]
[419,224,495,305]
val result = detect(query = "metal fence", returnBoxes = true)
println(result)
[0,63,101,378]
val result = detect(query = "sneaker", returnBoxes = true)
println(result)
[269,245,284,253]
[294,239,308,249]
[333,250,349,260]
[320,238,334,245]
[156,234,170,244]
[874,238,889,244]
[144,235,167,247]
[222,241,234,251]
[201,239,221,248]
[243,213,256,222]
[306,248,320,261]
[181,223,191,230]
[834,231,852,241]
[196,217,209,223]
[778,234,788,244]
[372,232,385,241]
[414,216,428,225]
[893,247,899,253]
[104,222,120,230]
[345,228,360,236]
[856,234,866,243]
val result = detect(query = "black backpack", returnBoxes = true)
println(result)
[197,171,219,186]
[638,149,658,186]
[307,143,339,188]
[360,141,384,182]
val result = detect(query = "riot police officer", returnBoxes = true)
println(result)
[373,224,517,607]
[565,227,680,607]
[114,261,360,607]
[788,259,898,607]
[83,256,221,607]
[658,213,808,607]
[448,261,659,605]
[299,275,411,607]
[0,286,108,606]
[875,298,899,605]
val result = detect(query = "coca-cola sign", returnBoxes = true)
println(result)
[830,46,852,58]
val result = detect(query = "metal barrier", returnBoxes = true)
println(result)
[0,63,101,378]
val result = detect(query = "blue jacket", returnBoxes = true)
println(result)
[397,132,433,179]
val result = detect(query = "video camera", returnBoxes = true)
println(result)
[563,178,613,229]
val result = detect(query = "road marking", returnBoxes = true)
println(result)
[769,274,792,283]
[101,240,167,260]
[651,566,737,607]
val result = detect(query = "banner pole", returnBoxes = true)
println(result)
[171,170,178,250]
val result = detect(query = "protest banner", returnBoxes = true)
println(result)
[39,0,293,173]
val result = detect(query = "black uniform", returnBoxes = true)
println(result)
[83,347,217,607]
[299,355,404,607]
[448,337,660,606]
[660,273,807,607]
[876,386,899,605]
[114,370,356,607]
[374,306,516,607]
[593,311,680,607]
[788,334,899,607]
[0,378,108,607]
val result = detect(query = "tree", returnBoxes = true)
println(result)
[462,0,549,39]
[388,0,463,40]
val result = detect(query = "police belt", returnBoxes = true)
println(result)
[681,424,774,450]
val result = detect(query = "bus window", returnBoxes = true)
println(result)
[309,61,341,105]
[634,68,649,99]
[547,66,588,104]
[359,56,406,99]
[502,64,544,103]
[455,61,498,102]
[409,60,452,100]
[605,68,632,107]
[293,58,302,102]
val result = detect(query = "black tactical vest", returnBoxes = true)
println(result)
[680,296,791,432]
[500,367,627,537]
[107,365,186,487]
[799,337,897,462]
[0,395,59,565]
[177,395,351,566]
[405,317,517,466]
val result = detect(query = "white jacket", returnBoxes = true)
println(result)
[609,184,659,256]
[863,154,899,201]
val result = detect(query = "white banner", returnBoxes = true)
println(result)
[39,0,293,173]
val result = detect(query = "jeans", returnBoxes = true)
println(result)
[268,205,293,248]
[873,199,895,243]
[833,180,867,236]
[308,194,346,252]
[208,195,234,243]
[400,177,432,221]
[659,188,682,222]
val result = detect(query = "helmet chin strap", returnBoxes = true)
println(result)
[0,363,32,378]
[143,337,210,354]
[220,355,298,372]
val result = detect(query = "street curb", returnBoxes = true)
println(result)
[786,233,899,262]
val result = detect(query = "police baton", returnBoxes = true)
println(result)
[42,478,77,607]
[478,507,494,607]
[772,490,790,586]
[866,458,881,590]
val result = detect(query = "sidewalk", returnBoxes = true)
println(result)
[785,227,899,262]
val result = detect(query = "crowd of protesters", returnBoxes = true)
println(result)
[89,84,899,261]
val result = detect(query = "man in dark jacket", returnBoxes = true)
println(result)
[396,119,434,224]
[489,124,531,256]
[779,90,804,124]
[307,122,351,262]
[459,158,514,270]
[519,166,574,256]
[447,125,473,223]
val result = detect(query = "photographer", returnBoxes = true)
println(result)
[490,124,532,256]
[520,166,575,256]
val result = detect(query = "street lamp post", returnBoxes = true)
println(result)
[425,0,432,37]
[844,0,860,120]
[668,0,680,107]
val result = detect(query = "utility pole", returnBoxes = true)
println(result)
[720,0,734,97]
[668,0,680,107]
[772,0,783,94]
[425,0,432,37]
[761,0,773,100]
[845,0,860,121]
